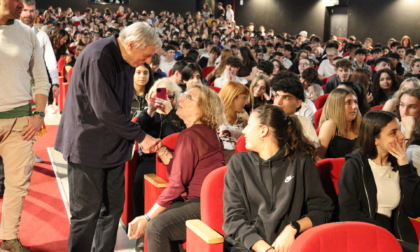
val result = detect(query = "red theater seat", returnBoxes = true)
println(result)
[290,222,403,252]
[186,166,227,252]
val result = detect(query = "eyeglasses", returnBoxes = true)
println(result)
[180,92,198,103]
[168,95,175,100]
[299,63,310,66]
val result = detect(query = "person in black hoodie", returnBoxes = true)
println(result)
[339,110,419,252]
[223,105,333,252]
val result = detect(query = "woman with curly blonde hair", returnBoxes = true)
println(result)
[318,88,362,158]
[128,85,225,251]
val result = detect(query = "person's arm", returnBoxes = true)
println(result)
[40,30,60,98]
[84,57,148,142]
[338,158,381,224]
[156,131,199,208]
[223,156,265,250]
[317,120,336,158]
[271,157,333,251]
[21,31,50,141]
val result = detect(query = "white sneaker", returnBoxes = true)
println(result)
[35,155,43,163]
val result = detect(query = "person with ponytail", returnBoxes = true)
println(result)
[223,104,333,252]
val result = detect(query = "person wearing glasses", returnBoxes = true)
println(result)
[128,85,226,251]
[132,78,185,222]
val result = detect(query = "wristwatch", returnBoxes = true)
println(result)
[52,83,59,87]
[290,221,300,233]
[32,111,45,118]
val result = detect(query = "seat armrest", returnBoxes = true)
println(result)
[186,219,223,244]
[144,174,168,188]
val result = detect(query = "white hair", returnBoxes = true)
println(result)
[119,22,162,49]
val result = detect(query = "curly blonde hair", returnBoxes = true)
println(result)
[192,85,226,130]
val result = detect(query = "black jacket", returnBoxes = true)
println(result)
[338,151,418,244]
[223,150,333,250]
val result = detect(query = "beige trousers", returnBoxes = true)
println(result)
[0,116,34,240]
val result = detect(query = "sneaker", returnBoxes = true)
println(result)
[34,155,43,163]
[0,239,30,252]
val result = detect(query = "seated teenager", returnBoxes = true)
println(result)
[205,48,233,82]
[131,63,155,118]
[352,48,372,73]
[218,81,250,162]
[223,104,333,252]
[397,88,420,140]
[407,119,420,176]
[245,74,272,113]
[214,56,247,88]
[339,110,419,252]
[271,76,320,149]
[383,77,420,113]
[318,88,361,158]
[337,81,370,115]
[237,46,258,81]
[181,63,203,91]
[325,59,352,93]
[404,58,420,79]
[169,61,188,91]
[132,78,185,218]
[127,85,225,251]
[372,69,399,105]
[300,67,324,102]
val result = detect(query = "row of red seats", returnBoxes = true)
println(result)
[121,133,420,251]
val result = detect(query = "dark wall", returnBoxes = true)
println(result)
[37,0,197,16]
[348,0,420,46]
[234,0,326,38]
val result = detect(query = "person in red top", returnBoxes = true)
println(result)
[128,85,226,251]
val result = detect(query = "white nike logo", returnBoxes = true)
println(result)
[285,175,294,183]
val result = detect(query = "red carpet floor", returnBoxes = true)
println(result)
[0,125,69,251]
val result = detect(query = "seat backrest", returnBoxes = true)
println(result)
[370,104,384,110]
[67,67,74,83]
[314,94,329,110]
[202,66,215,78]
[57,57,66,77]
[155,132,180,181]
[200,166,227,236]
[313,108,323,129]
[316,158,345,221]
[235,134,248,153]
[290,222,403,252]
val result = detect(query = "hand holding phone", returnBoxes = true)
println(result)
[156,87,167,100]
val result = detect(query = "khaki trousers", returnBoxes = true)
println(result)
[0,116,34,239]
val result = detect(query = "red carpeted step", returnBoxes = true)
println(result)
[0,125,69,251]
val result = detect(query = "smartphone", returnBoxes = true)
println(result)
[156,87,167,100]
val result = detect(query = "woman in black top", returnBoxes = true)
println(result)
[318,88,362,158]
[131,63,154,118]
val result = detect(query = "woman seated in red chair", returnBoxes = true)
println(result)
[223,105,333,252]
[339,110,419,252]
[128,85,225,251]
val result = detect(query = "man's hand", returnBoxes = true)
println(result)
[140,134,161,154]
[21,115,44,141]
[52,85,60,98]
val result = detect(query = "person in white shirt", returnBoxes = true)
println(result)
[214,56,247,88]
[20,0,59,103]
[225,4,234,24]
[159,45,176,76]
[0,0,50,250]
[271,76,320,150]
[318,47,338,79]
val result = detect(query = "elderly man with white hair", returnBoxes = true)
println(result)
[55,22,162,252]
